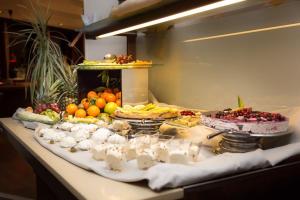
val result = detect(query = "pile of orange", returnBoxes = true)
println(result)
[65,88,121,118]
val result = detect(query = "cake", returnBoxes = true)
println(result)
[202,108,289,134]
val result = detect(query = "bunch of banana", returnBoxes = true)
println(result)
[116,104,179,119]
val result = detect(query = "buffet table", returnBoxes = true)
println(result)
[0,118,182,200]
[2,117,300,200]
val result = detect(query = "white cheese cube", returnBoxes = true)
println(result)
[137,149,156,170]
[169,150,189,165]
[153,142,169,163]
[105,148,125,171]
[125,145,137,161]
[91,144,113,161]
[188,145,200,162]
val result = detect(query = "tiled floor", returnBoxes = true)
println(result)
[0,132,36,199]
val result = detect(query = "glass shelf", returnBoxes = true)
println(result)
[76,63,161,70]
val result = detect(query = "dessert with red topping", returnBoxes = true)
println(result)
[202,107,289,134]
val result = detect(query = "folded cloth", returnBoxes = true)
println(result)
[263,142,300,166]
[12,108,46,130]
[145,149,269,190]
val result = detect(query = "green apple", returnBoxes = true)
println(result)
[104,102,118,115]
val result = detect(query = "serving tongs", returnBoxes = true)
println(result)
[206,125,250,140]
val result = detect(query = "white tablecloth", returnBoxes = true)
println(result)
[30,106,300,190]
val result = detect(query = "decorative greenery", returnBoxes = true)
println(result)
[238,96,244,108]
[10,1,80,107]
[96,71,120,92]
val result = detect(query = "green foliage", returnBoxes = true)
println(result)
[10,1,79,107]
[238,96,245,108]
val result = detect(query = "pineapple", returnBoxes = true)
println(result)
[59,65,78,110]
[33,79,62,113]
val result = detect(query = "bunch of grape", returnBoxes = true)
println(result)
[115,55,134,64]
[34,103,61,114]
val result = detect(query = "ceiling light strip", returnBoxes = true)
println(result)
[96,0,246,39]
[183,22,300,42]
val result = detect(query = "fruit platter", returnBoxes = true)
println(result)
[78,55,153,70]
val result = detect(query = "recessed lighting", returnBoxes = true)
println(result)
[183,22,300,42]
[96,0,245,39]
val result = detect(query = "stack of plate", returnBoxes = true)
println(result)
[215,130,291,153]
[111,115,166,134]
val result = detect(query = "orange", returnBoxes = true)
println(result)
[87,91,98,99]
[104,88,112,93]
[97,92,103,97]
[105,93,117,102]
[116,99,121,106]
[101,92,110,100]
[115,91,121,99]
[66,104,78,115]
[113,88,120,94]
[87,105,100,117]
[75,109,86,118]
[96,98,106,109]
[81,98,90,110]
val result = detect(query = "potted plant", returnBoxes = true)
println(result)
[10,2,79,112]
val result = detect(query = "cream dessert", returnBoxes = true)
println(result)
[202,108,289,134]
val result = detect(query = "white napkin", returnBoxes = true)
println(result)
[146,149,269,190]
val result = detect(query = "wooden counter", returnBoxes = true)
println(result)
[0,118,183,200]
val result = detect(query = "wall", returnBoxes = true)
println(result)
[137,0,300,111]
[84,0,126,60]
